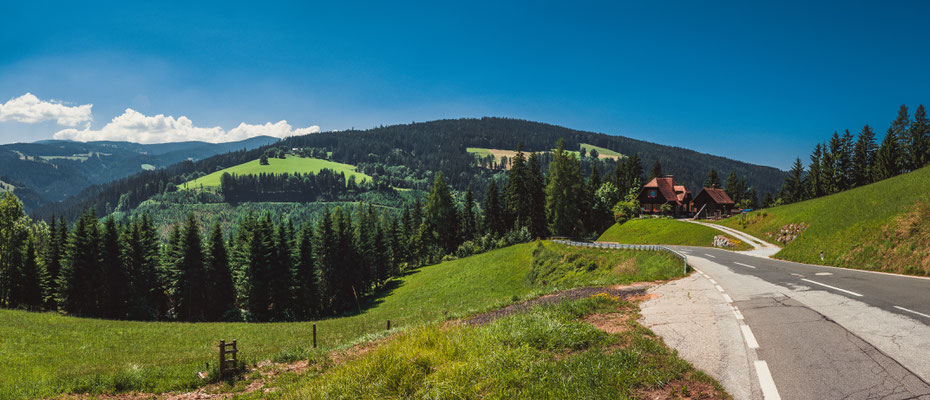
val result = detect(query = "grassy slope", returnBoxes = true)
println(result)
[179,155,370,189]
[467,143,623,162]
[580,143,624,158]
[598,218,752,250]
[264,295,726,399]
[718,165,930,275]
[0,242,685,399]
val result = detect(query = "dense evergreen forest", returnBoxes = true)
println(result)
[34,117,786,222]
[777,104,929,205]
[2,140,661,321]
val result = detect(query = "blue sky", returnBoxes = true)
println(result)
[1,1,928,169]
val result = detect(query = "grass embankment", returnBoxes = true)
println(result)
[0,241,687,399]
[255,295,726,399]
[179,155,370,190]
[598,218,752,250]
[718,165,930,275]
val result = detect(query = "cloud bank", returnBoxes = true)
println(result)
[53,109,321,143]
[0,93,93,126]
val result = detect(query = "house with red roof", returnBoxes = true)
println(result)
[692,187,735,219]
[638,176,692,216]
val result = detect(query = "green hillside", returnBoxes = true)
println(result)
[580,143,624,158]
[598,218,752,250]
[0,242,685,399]
[180,155,371,190]
[718,165,930,275]
[468,143,623,164]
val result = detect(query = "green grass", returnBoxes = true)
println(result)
[259,295,726,399]
[0,241,686,399]
[179,155,370,190]
[598,218,752,250]
[579,143,624,158]
[141,163,156,171]
[718,165,930,275]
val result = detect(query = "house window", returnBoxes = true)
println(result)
[648,190,657,198]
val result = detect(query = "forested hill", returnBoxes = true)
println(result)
[35,117,786,221]
[290,117,787,193]
[1,136,278,210]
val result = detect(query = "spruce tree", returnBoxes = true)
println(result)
[18,235,44,311]
[782,158,806,204]
[890,105,910,172]
[484,180,505,235]
[808,144,824,198]
[294,224,319,319]
[852,125,877,187]
[247,215,276,321]
[58,209,101,316]
[909,104,929,169]
[526,152,548,238]
[269,221,293,320]
[705,169,721,188]
[545,139,585,237]
[124,216,163,320]
[42,217,63,310]
[100,217,129,319]
[649,160,663,180]
[838,129,855,191]
[314,208,337,311]
[725,172,740,202]
[0,192,29,308]
[206,222,236,321]
[461,188,477,241]
[175,214,206,321]
[825,132,843,194]
[873,126,902,181]
[504,146,530,230]
[423,172,459,253]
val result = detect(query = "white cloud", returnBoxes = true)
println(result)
[0,93,93,126]
[54,108,321,144]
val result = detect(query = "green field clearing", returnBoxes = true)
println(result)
[467,143,622,164]
[0,241,685,399]
[718,165,930,275]
[179,155,370,189]
[598,218,752,250]
[141,163,156,171]
[580,143,624,158]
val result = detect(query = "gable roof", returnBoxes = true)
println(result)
[673,185,691,202]
[643,177,683,204]
[698,187,735,205]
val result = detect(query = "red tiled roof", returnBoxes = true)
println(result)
[701,187,734,205]
[673,185,690,202]
[644,177,684,204]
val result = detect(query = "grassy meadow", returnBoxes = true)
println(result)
[718,165,930,275]
[598,218,751,250]
[252,295,726,399]
[467,143,623,165]
[179,155,370,190]
[0,241,686,399]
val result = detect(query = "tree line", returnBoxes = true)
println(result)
[2,139,654,321]
[779,104,929,204]
[219,170,393,203]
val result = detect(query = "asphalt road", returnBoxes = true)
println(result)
[675,245,930,399]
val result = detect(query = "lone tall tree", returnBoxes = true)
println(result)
[546,139,585,236]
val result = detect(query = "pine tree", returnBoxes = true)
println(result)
[124,216,163,320]
[762,192,774,208]
[205,222,235,321]
[838,129,854,191]
[873,126,902,181]
[175,214,206,321]
[100,217,129,319]
[0,192,29,308]
[314,208,337,311]
[423,172,459,253]
[648,160,664,180]
[42,217,63,310]
[505,146,531,230]
[269,221,293,320]
[545,139,585,237]
[584,166,601,233]
[705,169,720,188]
[909,104,929,169]
[825,132,843,194]
[725,172,740,202]
[461,188,477,241]
[526,152,548,238]
[852,125,877,187]
[247,215,276,321]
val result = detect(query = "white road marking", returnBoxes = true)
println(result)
[705,254,716,258]
[709,278,717,284]
[790,273,804,277]
[800,278,863,297]
[734,262,757,269]
[733,308,745,320]
[894,306,930,319]
[715,285,725,292]
[815,272,832,276]
[754,360,782,400]
[740,324,759,349]
[722,294,733,303]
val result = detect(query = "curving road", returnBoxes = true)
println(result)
[631,223,930,399]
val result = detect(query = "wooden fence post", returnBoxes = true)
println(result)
[313,323,317,348]
[219,340,225,376]
[387,319,391,330]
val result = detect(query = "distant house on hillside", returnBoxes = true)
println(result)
[692,187,735,219]
[638,176,692,216]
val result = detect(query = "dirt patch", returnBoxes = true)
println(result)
[635,377,727,399]
[584,312,633,335]
[466,284,651,325]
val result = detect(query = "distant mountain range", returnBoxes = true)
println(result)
[0,136,279,210]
